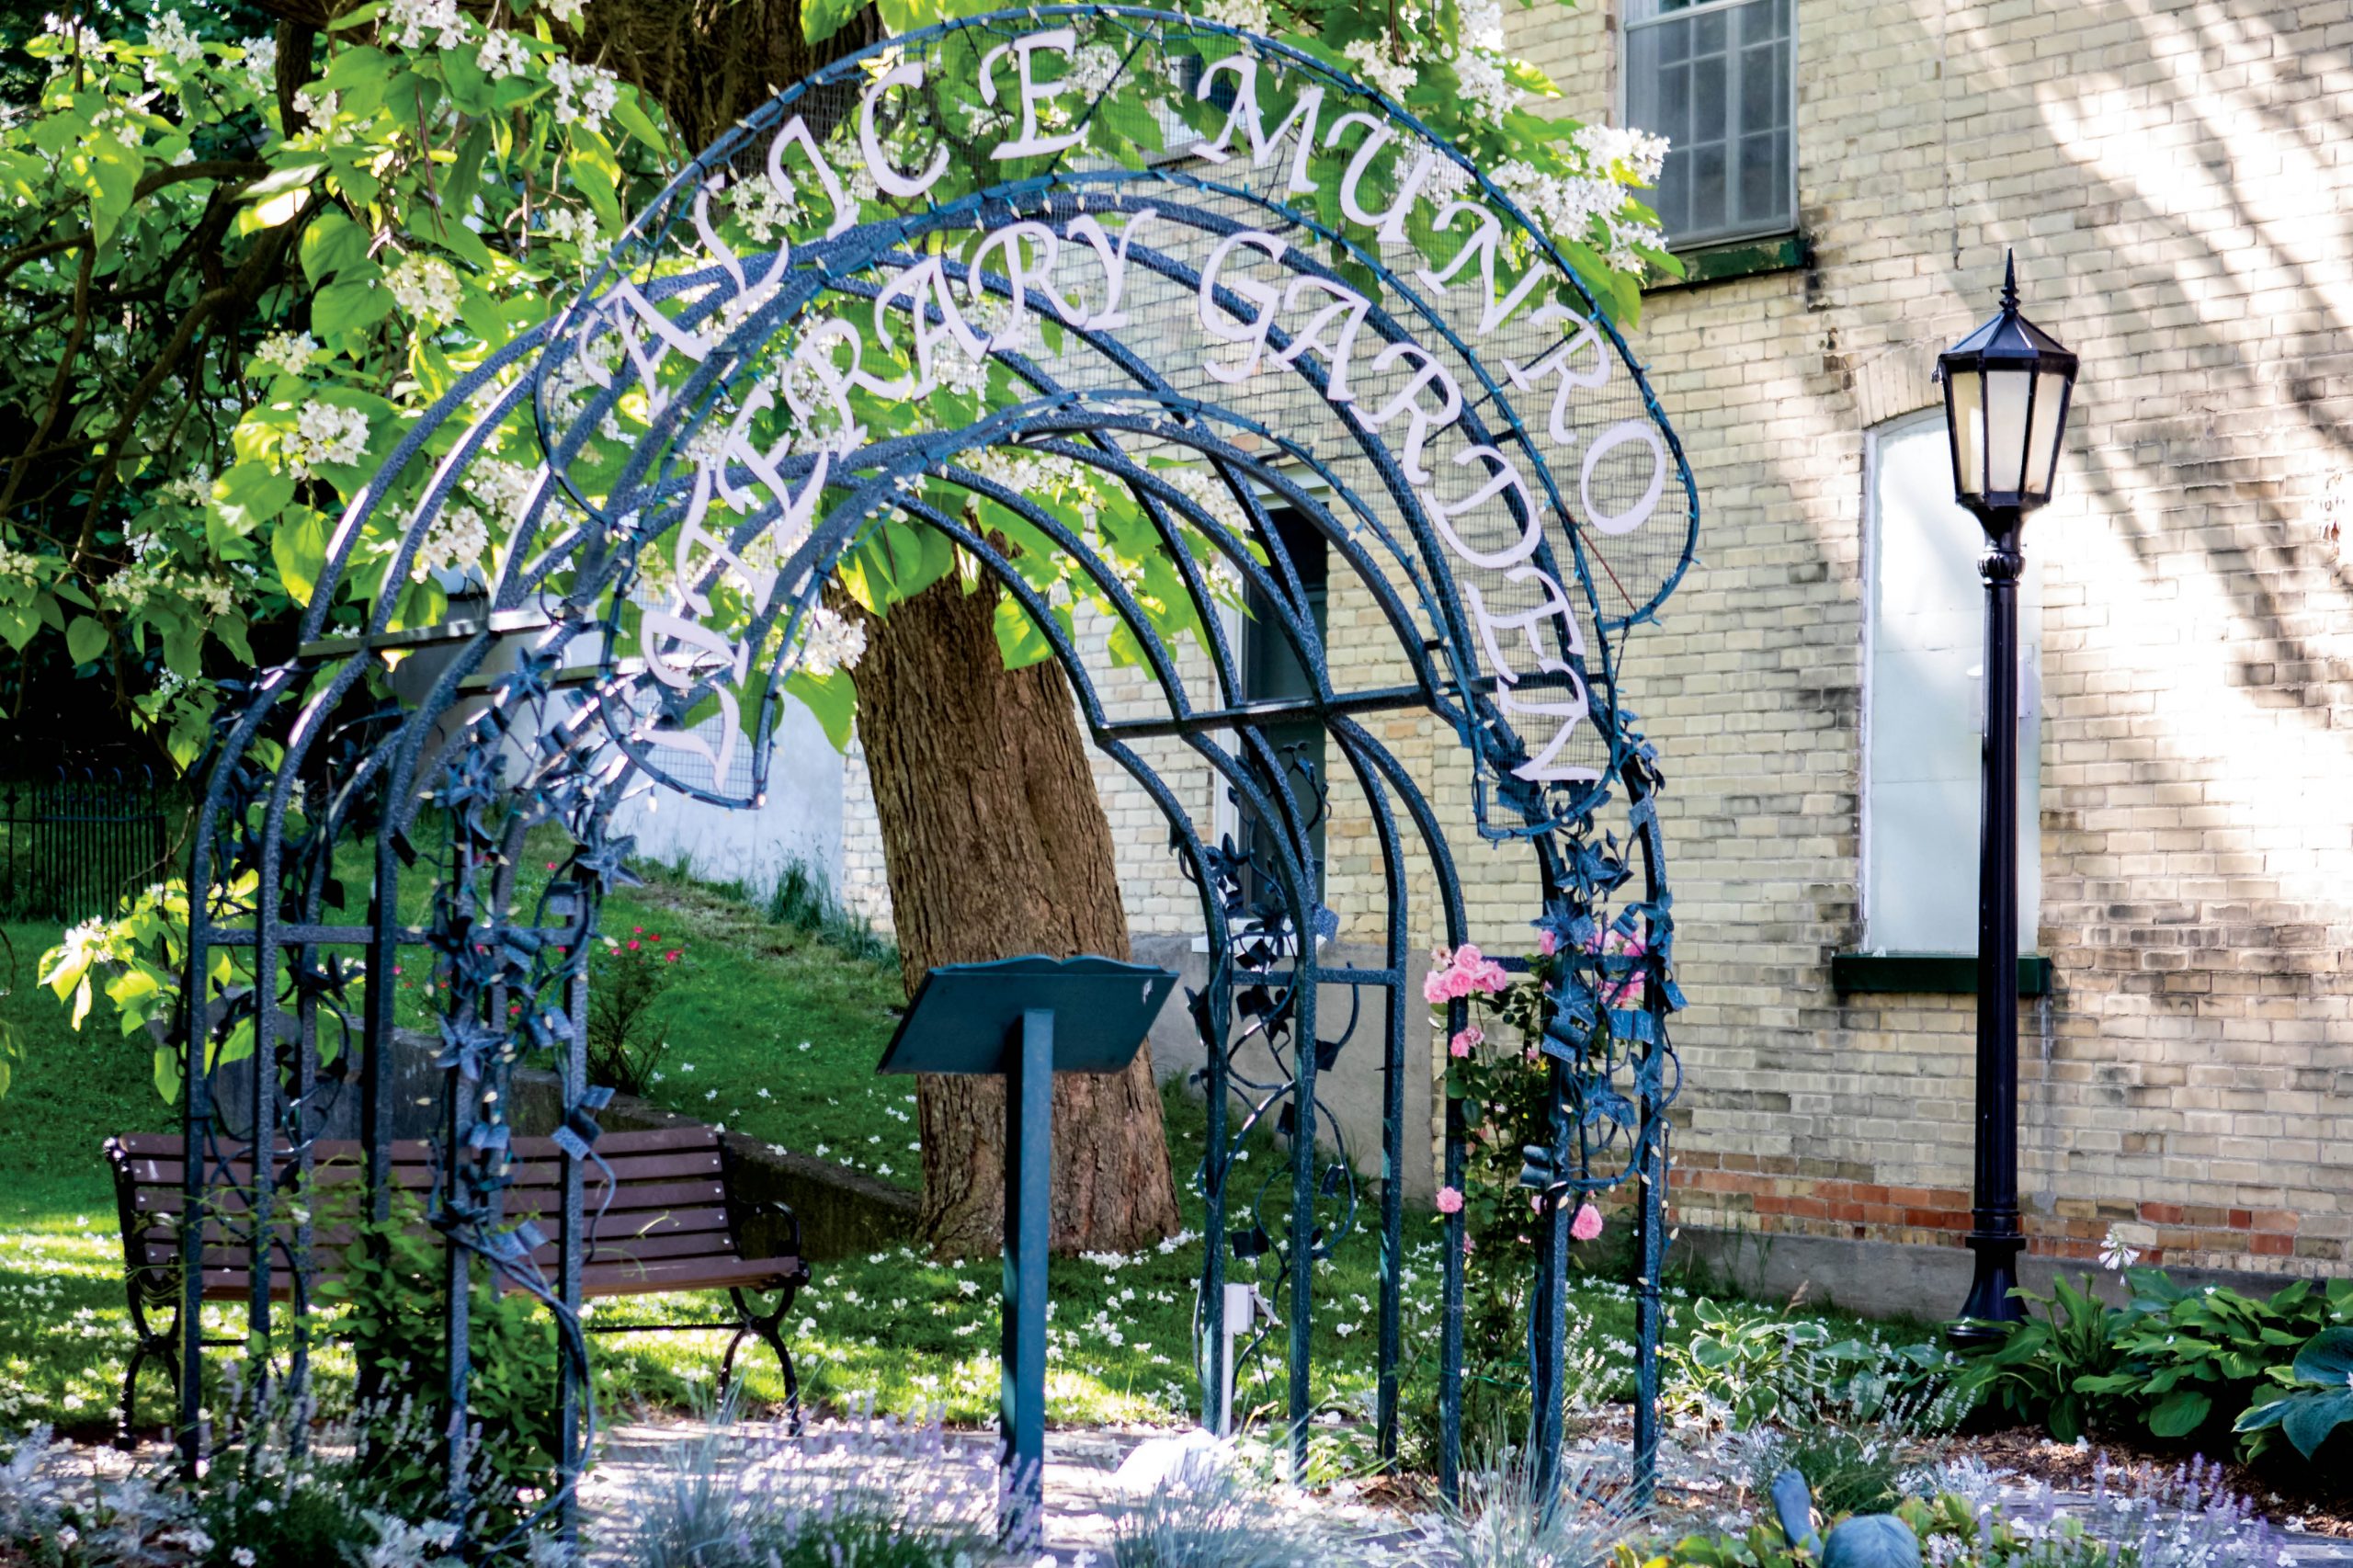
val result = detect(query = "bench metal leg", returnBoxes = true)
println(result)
[118,1335,178,1450]
[723,1285,803,1435]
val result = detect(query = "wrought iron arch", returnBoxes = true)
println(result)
[175,5,1698,1540]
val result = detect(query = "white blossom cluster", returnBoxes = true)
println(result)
[477,29,531,80]
[1068,43,1126,98]
[547,58,620,132]
[385,253,462,322]
[285,402,370,477]
[961,446,1102,529]
[291,86,337,131]
[1453,48,1518,126]
[254,330,317,379]
[1340,40,1415,106]
[147,12,202,67]
[794,602,868,676]
[0,544,43,582]
[1573,122,1670,187]
[728,175,802,244]
[160,469,211,506]
[543,0,587,23]
[239,33,276,94]
[1154,463,1251,542]
[412,502,489,581]
[1194,0,1270,32]
[1489,160,1622,251]
[383,0,467,52]
[539,203,608,267]
[466,456,540,531]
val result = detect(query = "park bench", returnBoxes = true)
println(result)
[103,1126,809,1443]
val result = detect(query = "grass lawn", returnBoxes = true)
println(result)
[0,879,1910,1466]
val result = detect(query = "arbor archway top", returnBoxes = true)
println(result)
[395,4,1708,831]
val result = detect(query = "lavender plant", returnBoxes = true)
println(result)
[607,1407,996,1568]
[1404,1449,1642,1568]
[1108,1458,1368,1568]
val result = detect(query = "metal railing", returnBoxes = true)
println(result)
[0,768,183,923]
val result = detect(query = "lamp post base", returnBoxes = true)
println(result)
[1948,1232,2026,1348]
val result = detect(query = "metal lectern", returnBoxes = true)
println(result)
[877,953,1176,1547]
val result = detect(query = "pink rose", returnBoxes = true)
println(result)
[1449,1026,1483,1059]
[1570,1203,1604,1243]
[1441,968,1476,1001]
[1455,943,1483,967]
[1473,961,1510,994]
[1538,927,1558,956]
[1436,1186,1464,1215]
[1422,970,1452,1005]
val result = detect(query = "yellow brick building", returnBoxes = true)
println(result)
[840,0,2353,1307]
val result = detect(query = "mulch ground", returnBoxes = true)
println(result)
[1959,1425,2353,1538]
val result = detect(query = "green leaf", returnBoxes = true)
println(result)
[785,669,856,752]
[154,1045,181,1105]
[300,210,370,287]
[314,273,393,338]
[2293,1326,2353,1384]
[64,615,108,665]
[273,506,331,607]
[2282,1392,2353,1460]
[210,461,294,542]
[993,592,1054,670]
[804,0,866,44]
[66,135,139,248]
[608,88,667,155]
[2146,1388,2211,1437]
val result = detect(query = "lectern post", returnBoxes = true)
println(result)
[876,956,1176,1551]
[1001,1008,1052,1541]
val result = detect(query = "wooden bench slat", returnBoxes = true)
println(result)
[128,1176,732,1222]
[110,1128,721,1164]
[112,1149,726,1194]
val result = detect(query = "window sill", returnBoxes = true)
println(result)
[1644,232,1810,294]
[1831,952,2053,998]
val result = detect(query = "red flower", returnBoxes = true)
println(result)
[626,939,640,950]
[665,950,680,962]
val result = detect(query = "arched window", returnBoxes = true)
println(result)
[1863,409,2040,953]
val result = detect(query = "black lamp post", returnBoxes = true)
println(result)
[1937,254,2078,1345]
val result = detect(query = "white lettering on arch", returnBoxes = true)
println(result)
[1324,111,1436,247]
[1348,341,1461,486]
[870,256,991,398]
[1271,276,1372,404]
[1504,304,1614,449]
[1193,55,1324,194]
[1425,445,1543,571]
[978,28,1086,160]
[1417,200,1549,339]
[1197,229,1287,384]
[1580,419,1669,537]
[858,59,949,200]
[1063,209,1162,332]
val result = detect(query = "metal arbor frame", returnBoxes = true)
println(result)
[169,6,1699,1533]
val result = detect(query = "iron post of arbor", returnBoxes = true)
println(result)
[1936,253,2079,1346]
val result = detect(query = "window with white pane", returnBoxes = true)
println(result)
[1863,411,2040,953]
[1623,0,1794,246]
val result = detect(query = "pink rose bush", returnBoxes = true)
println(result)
[1422,942,1512,1004]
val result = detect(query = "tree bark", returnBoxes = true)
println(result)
[844,575,1183,1257]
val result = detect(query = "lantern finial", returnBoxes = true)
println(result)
[2000,250,2018,312]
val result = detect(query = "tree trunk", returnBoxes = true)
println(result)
[844,575,1183,1256]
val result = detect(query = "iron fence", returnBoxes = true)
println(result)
[0,768,182,923]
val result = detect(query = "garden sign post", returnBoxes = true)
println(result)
[878,954,1177,1546]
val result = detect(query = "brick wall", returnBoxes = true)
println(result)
[1497,0,2353,1277]
[835,0,2353,1282]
